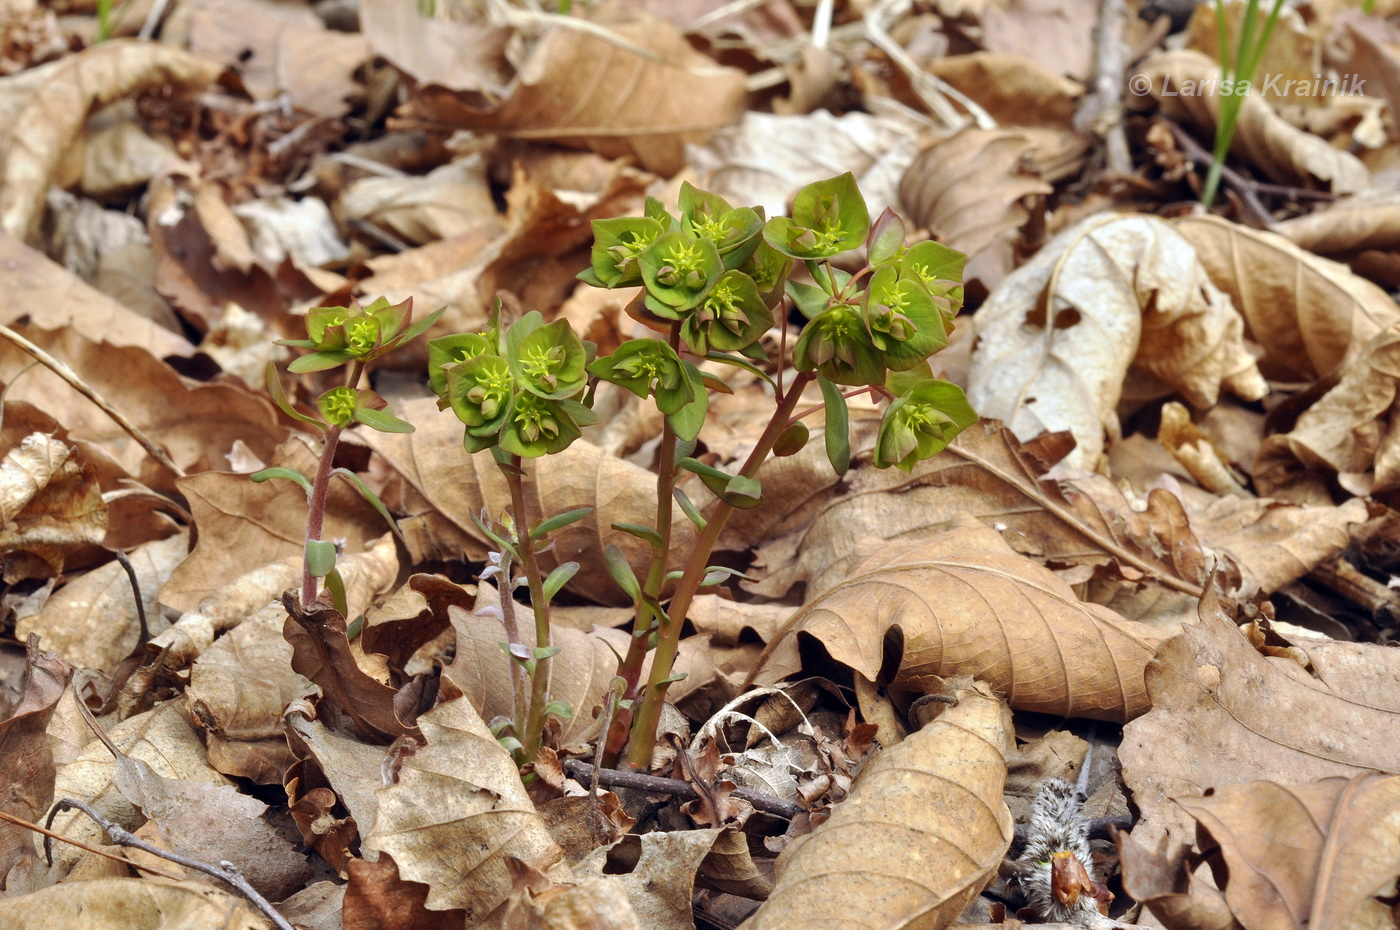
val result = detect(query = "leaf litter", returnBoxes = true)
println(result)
[2,1,1400,929]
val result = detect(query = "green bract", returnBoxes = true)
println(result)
[740,238,793,306]
[507,314,587,400]
[316,386,413,433]
[286,297,441,373]
[762,172,870,260]
[317,386,358,426]
[427,332,492,397]
[587,339,693,415]
[899,241,966,325]
[585,216,664,287]
[681,270,772,354]
[679,182,763,270]
[501,393,596,458]
[793,304,885,386]
[874,379,977,471]
[639,230,722,315]
[863,265,948,371]
[444,354,513,432]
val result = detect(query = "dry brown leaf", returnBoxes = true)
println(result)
[359,0,510,95]
[1119,591,1400,864]
[159,434,389,613]
[966,213,1266,470]
[183,0,366,117]
[752,517,1164,723]
[285,700,389,849]
[1273,190,1400,287]
[1169,775,1400,930]
[360,396,697,606]
[0,642,68,888]
[575,830,727,930]
[0,39,218,241]
[1184,1,1320,103]
[1139,49,1369,194]
[362,695,565,921]
[1174,213,1400,381]
[338,155,500,247]
[15,533,184,669]
[979,0,1098,80]
[1334,15,1400,137]
[0,231,191,357]
[0,325,285,496]
[740,419,1222,618]
[0,877,265,929]
[343,853,468,930]
[283,583,413,746]
[898,128,1055,292]
[743,680,1013,929]
[404,4,744,176]
[928,52,1083,129]
[1254,321,1400,501]
[186,600,315,784]
[0,431,106,582]
[48,701,233,873]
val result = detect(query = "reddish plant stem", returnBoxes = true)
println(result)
[625,370,816,769]
[505,456,552,763]
[299,362,364,607]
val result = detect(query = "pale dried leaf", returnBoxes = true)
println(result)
[0,39,218,240]
[752,517,1164,722]
[980,0,1098,80]
[359,0,511,93]
[1255,321,1400,500]
[362,695,565,920]
[0,643,68,887]
[928,52,1083,129]
[744,680,1013,929]
[967,213,1265,469]
[1172,775,1400,930]
[1119,597,1400,864]
[0,877,265,929]
[1174,213,1400,380]
[0,432,106,582]
[338,155,498,247]
[575,830,724,930]
[408,4,745,175]
[1273,189,1400,285]
[1140,49,1369,194]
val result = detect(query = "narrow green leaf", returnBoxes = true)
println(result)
[288,349,356,373]
[612,522,663,550]
[325,568,350,618]
[672,487,706,530]
[533,645,563,660]
[543,562,579,602]
[333,468,404,543]
[704,350,775,388]
[354,407,415,433]
[250,466,313,497]
[543,699,574,721]
[531,507,593,539]
[603,544,641,601]
[264,363,324,429]
[306,539,338,578]
[470,511,520,561]
[818,374,851,476]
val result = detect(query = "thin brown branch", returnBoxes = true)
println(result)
[0,808,184,881]
[564,759,804,820]
[0,324,185,479]
[46,798,296,930]
[1163,120,1274,228]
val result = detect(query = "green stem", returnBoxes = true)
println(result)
[625,370,816,769]
[504,455,552,763]
[300,361,364,607]
[605,327,683,766]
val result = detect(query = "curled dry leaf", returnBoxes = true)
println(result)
[0,39,219,241]
[927,52,1083,129]
[362,695,565,921]
[1166,775,1400,930]
[575,830,726,930]
[361,397,697,606]
[404,5,745,176]
[1174,213,1400,381]
[743,680,1013,929]
[1138,49,1369,195]
[751,517,1164,723]
[1273,190,1400,287]
[1255,321,1400,501]
[1119,590,1400,863]
[898,128,1054,292]
[0,431,106,583]
[0,877,265,929]
[967,213,1266,470]
[0,641,69,888]
[741,420,1222,617]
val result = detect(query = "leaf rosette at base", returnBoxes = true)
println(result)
[875,379,978,470]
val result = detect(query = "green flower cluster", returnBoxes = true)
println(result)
[580,173,977,472]
[428,311,598,458]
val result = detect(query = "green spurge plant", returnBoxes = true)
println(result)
[430,173,977,770]
[256,296,443,611]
